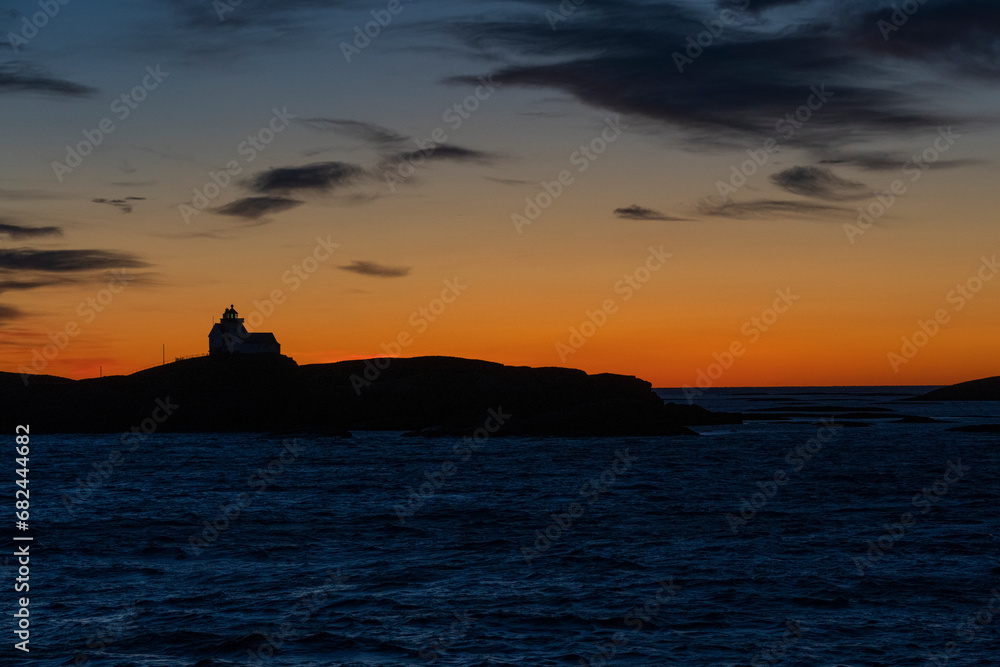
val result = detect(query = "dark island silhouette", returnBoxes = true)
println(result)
[1,354,744,436]
[909,376,1000,433]
[911,376,1000,401]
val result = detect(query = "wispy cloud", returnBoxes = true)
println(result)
[164,0,354,32]
[445,0,977,151]
[0,62,96,97]
[387,145,491,164]
[485,177,530,186]
[110,180,156,187]
[338,260,411,278]
[851,1,1000,79]
[0,221,63,240]
[300,118,408,145]
[92,197,146,214]
[770,166,867,201]
[0,277,70,294]
[0,249,147,272]
[698,198,848,219]
[819,151,981,172]
[0,303,24,324]
[613,205,688,221]
[249,162,364,194]
[214,196,303,220]
[376,144,494,180]
[731,0,812,14]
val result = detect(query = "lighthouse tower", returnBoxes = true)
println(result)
[208,304,280,354]
[208,304,248,354]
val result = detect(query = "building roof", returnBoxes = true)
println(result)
[244,332,279,344]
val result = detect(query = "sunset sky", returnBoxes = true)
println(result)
[1,0,998,386]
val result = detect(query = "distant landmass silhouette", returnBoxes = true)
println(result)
[912,376,1000,401]
[1,355,741,436]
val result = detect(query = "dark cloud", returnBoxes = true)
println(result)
[156,229,227,241]
[445,1,973,150]
[732,0,812,13]
[337,261,411,278]
[249,162,363,194]
[817,151,908,171]
[242,126,492,197]
[0,277,69,293]
[0,303,23,324]
[698,198,848,219]
[301,118,408,145]
[148,0,360,63]
[819,151,981,172]
[0,62,96,96]
[214,196,303,220]
[770,166,866,201]
[391,145,491,164]
[852,1,1000,78]
[92,197,146,214]
[613,205,687,221]
[377,145,494,178]
[0,249,147,272]
[0,221,63,239]
[485,177,530,186]
[165,0,354,31]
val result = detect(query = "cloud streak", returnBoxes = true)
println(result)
[0,303,23,324]
[770,166,867,201]
[0,277,71,294]
[165,0,354,31]
[338,260,411,278]
[249,162,364,194]
[819,151,981,172]
[92,197,146,214]
[376,144,495,182]
[698,198,848,219]
[214,196,304,220]
[244,145,496,202]
[0,62,96,97]
[301,118,408,145]
[0,249,148,272]
[613,205,687,221]
[389,145,491,164]
[0,221,63,240]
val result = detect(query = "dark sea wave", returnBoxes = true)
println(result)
[5,387,1000,665]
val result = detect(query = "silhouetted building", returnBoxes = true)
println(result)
[208,305,281,355]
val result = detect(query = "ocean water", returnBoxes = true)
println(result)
[6,387,1000,666]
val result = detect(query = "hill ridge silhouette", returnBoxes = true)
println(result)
[1,355,739,436]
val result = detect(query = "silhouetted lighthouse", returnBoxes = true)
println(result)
[208,304,280,354]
